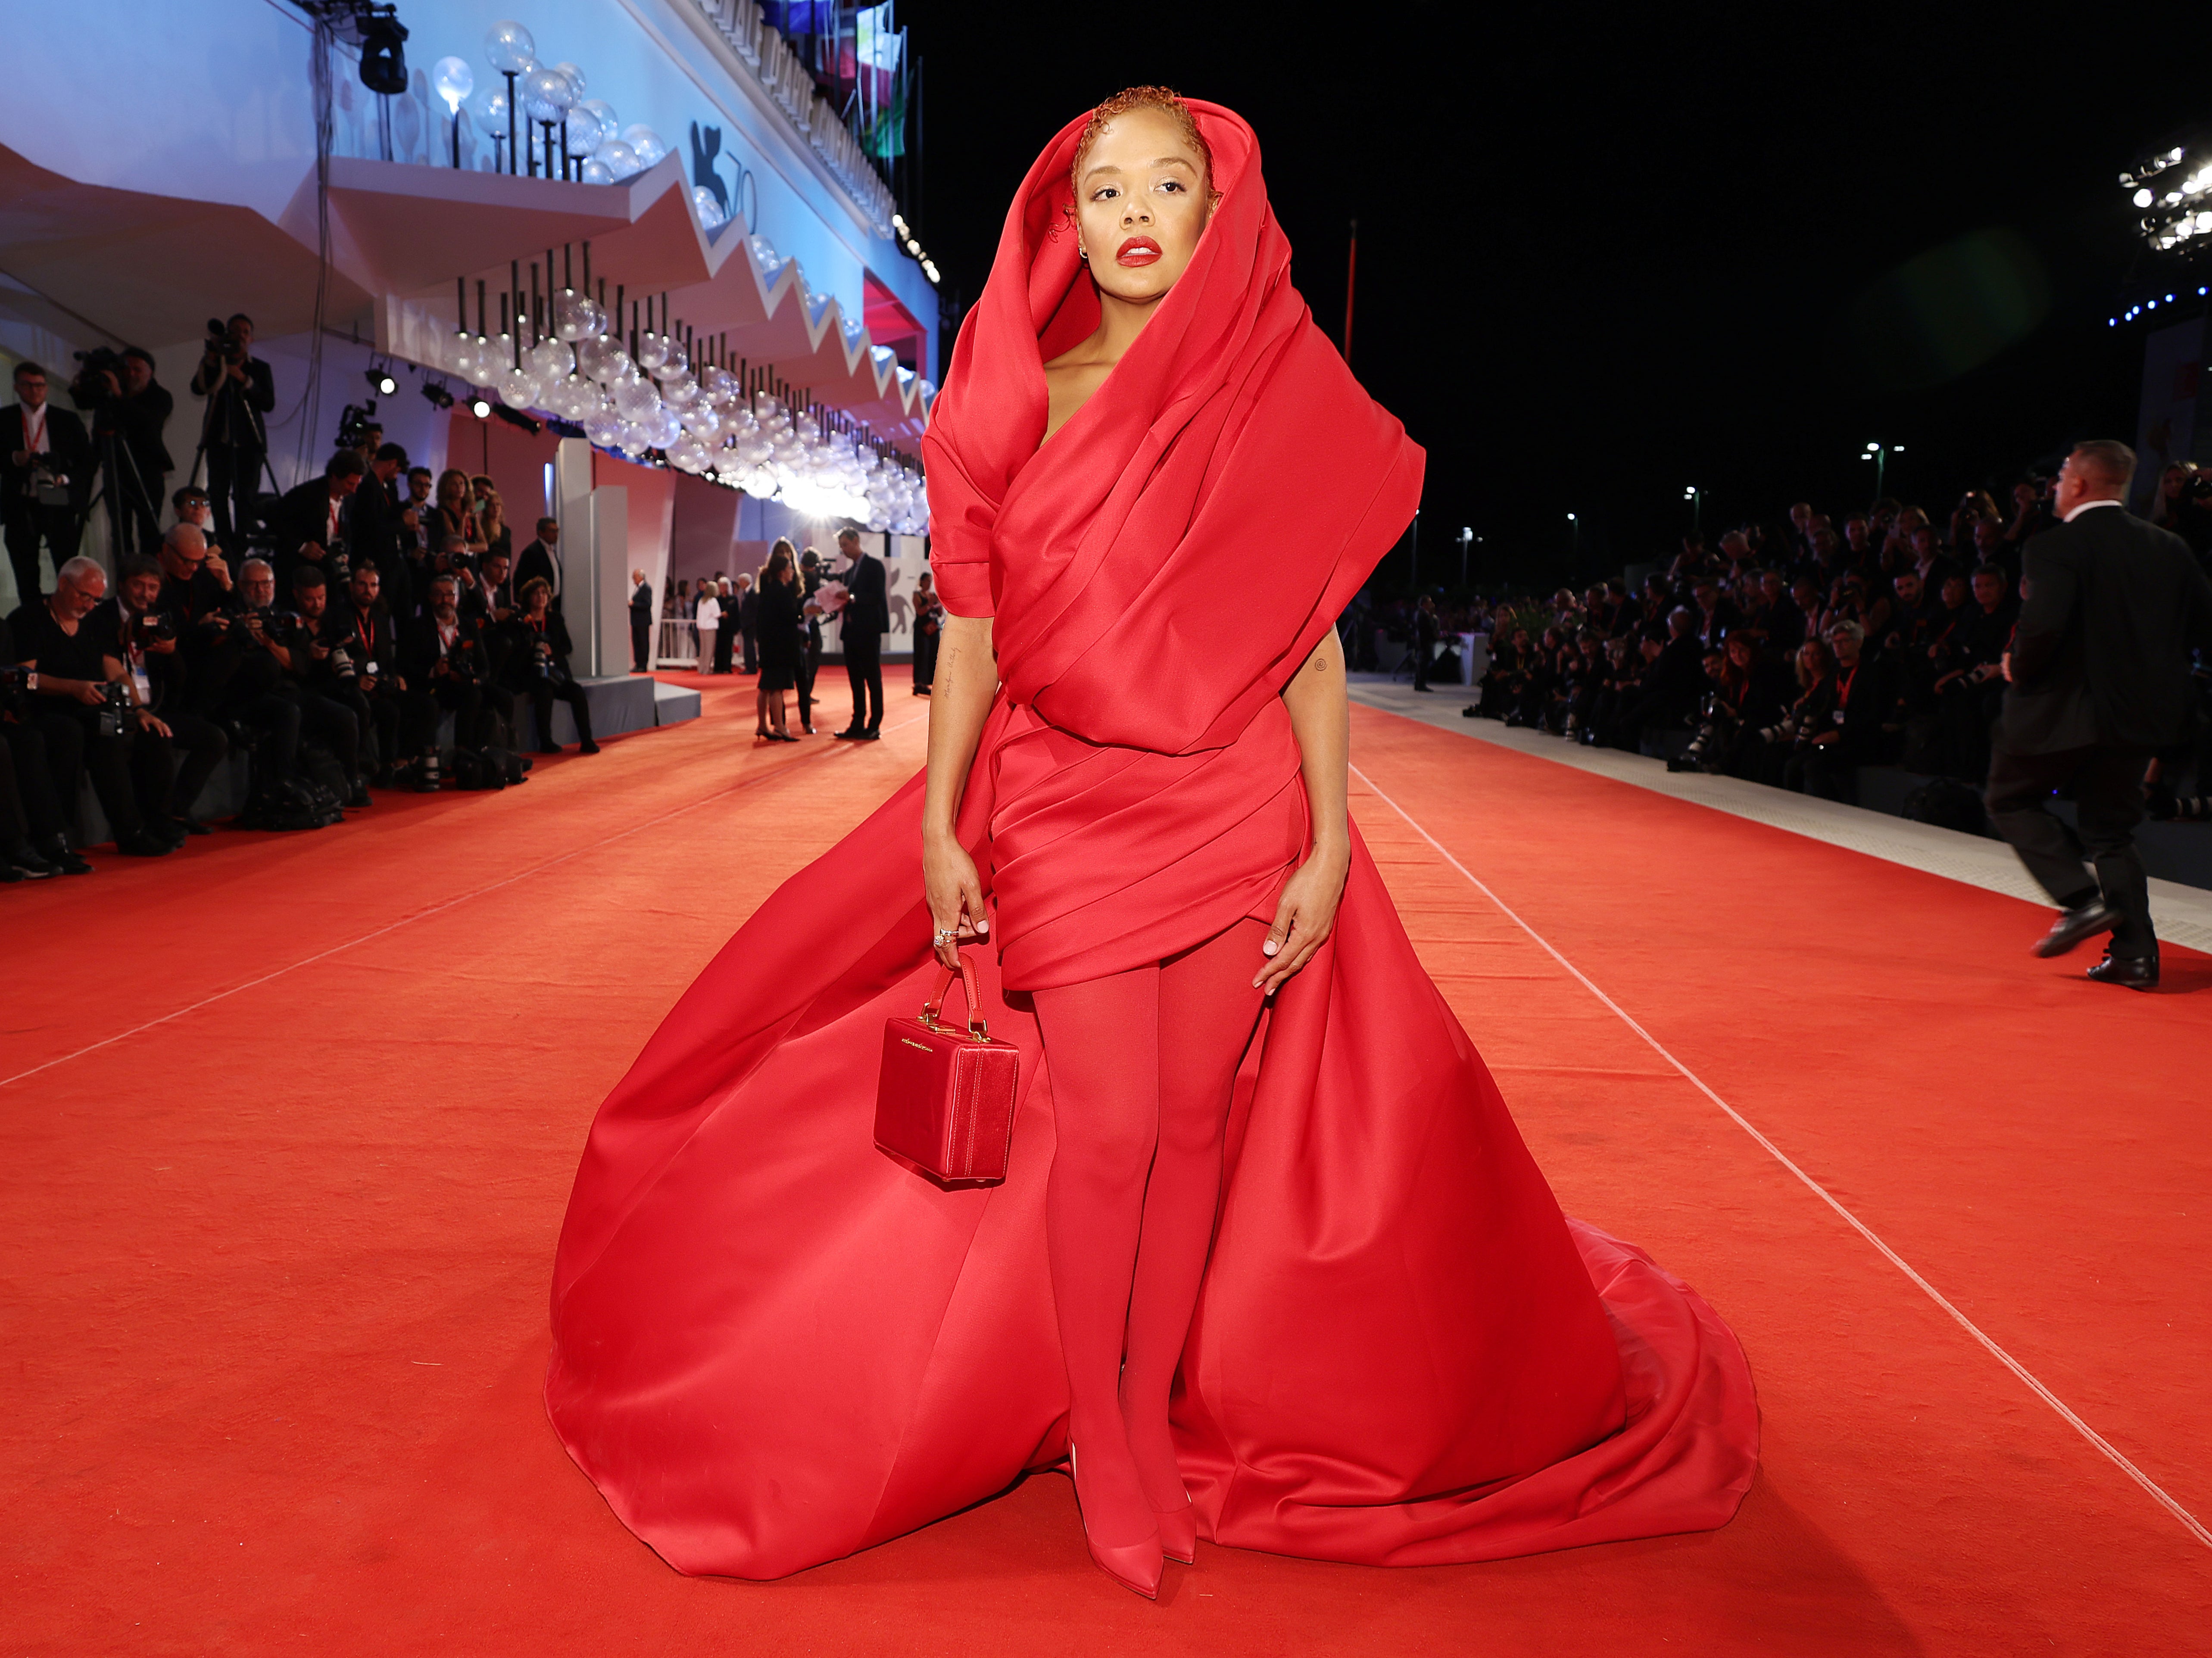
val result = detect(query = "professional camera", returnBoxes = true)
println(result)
[336,402,378,451]
[21,451,71,507]
[325,641,358,682]
[132,610,178,646]
[94,679,134,739]
[204,317,246,365]
[243,609,306,649]
[69,345,126,408]
[532,637,571,687]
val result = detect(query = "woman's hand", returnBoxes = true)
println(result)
[1255,841,1349,996]
[923,829,989,972]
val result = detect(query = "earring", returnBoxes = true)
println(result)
[1078,246,1089,261]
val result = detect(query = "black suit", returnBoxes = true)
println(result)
[1,402,91,602]
[1986,504,2212,959]
[515,538,562,614]
[838,550,888,732]
[630,581,653,672]
[270,478,350,601]
[347,474,413,620]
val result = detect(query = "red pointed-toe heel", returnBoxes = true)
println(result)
[1069,1445,1164,1600]
[1153,1499,1196,1565]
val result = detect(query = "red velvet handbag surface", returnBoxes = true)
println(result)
[875,953,1019,1186]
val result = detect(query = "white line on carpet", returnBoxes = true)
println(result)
[1349,761,2212,1554]
[0,714,929,1093]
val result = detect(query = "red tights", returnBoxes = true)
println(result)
[1031,916,1271,1546]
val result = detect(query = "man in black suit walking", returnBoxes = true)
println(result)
[830,528,887,740]
[1986,439,2212,989]
[2,362,90,603]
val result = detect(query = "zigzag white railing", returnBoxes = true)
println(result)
[691,0,899,238]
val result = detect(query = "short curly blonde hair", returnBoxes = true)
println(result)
[1070,86,1214,199]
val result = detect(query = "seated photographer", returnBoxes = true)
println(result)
[290,570,376,804]
[503,576,599,755]
[6,556,177,856]
[281,567,371,809]
[0,610,87,876]
[335,564,406,785]
[1788,620,1905,804]
[269,449,365,599]
[203,557,318,785]
[1929,564,2016,782]
[3,360,91,605]
[399,573,503,763]
[95,555,229,832]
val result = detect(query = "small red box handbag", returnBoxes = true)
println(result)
[875,951,1020,1186]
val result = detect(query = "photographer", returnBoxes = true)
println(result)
[72,346,173,558]
[3,361,90,604]
[502,576,598,755]
[1788,619,1904,804]
[0,609,87,877]
[1930,563,2016,782]
[6,555,176,855]
[94,554,228,833]
[188,315,275,548]
[270,449,365,599]
[290,570,376,804]
[335,563,405,784]
[203,556,309,784]
[399,573,499,764]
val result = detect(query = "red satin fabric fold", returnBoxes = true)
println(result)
[545,729,1757,1577]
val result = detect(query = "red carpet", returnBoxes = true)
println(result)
[4,682,2208,1655]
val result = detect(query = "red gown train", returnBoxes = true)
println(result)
[545,99,1758,1579]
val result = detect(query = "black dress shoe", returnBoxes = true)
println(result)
[154,817,189,849]
[41,839,92,876]
[117,830,175,857]
[832,727,863,740]
[174,815,212,836]
[2033,900,2115,958]
[579,738,601,754]
[859,728,881,741]
[6,843,57,879]
[347,780,373,809]
[2086,951,2159,991]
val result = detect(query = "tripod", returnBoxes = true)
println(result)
[188,352,282,551]
[78,424,161,564]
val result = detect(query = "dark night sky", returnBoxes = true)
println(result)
[901,2,2207,592]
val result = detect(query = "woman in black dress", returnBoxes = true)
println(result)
[752,539,802,743]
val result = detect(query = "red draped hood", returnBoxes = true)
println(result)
[922,100,1423,754]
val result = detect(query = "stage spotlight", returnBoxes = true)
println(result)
[366,364,397,396]
[421,378,454,410]
[2135,188,2156,208]
[469,392,493,419]
[492,404,542,435]
[356,5,409,95]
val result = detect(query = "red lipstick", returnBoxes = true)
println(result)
[1116,236,1162,267]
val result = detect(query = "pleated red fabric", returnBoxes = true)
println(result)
[545,101,1757,1580]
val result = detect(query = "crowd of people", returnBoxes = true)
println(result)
[1458,470,2212,817]
[665,535,942,739]
[0,351,597,883]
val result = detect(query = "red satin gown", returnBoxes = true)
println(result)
[546,102,1759,1579]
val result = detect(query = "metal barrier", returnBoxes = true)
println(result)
[655,618,701,670]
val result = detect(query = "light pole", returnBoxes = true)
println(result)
[1683,485,1702,533]
[1862,440,1903,496]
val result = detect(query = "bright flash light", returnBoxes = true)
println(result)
[2135,187,2156,207]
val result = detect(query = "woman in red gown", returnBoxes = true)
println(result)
[546,90,1757,1599]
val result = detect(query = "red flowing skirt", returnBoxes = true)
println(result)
[546,695,1757,1577]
